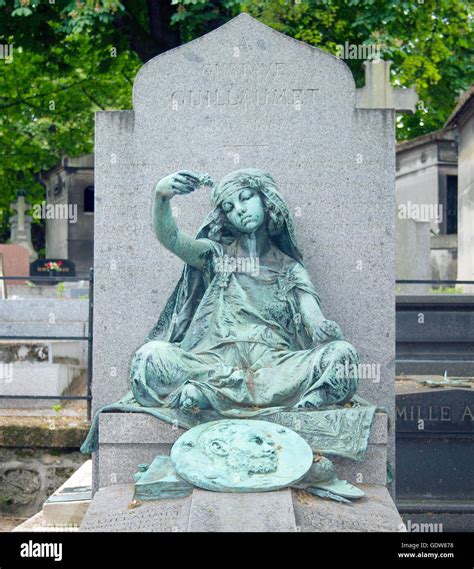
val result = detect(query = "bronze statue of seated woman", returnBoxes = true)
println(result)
[130,168,360,415]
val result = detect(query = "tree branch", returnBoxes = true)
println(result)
[121,70,133,85]
[80,86,106,110]
[0,78,90,110]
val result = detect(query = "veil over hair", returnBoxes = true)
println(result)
[145,168,305,343]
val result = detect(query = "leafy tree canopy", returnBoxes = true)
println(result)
[0,0,472,241]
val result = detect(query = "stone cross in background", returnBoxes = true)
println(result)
[357,60,421,295]
[9,190,37,262]
[356,60,418,113]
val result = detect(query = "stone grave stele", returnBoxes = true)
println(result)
[81,13,417,532]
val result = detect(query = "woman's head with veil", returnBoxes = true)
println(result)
[206,169,284,242]
[201,169,302,262]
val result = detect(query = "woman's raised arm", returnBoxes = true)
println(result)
[153,170,212,270]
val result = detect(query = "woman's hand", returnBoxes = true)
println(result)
[152,169,213,270]
[313,319,343,344]
[154,170,201,200]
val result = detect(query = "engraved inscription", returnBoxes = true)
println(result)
[82,505,183,532]
[396,404,474,423]
[202,62,286,80]
[171,88,319,109]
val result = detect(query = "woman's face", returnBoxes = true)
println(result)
[221,188,265,234]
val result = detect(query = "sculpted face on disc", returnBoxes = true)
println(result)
[170,419,313,492]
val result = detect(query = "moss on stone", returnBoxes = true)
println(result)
[0,417,90,449]
[14,449,35,459]
[47,448,64,457]
[0,495,13,506]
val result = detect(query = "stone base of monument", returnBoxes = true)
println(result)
[86,411,400,532]
[96,412,388,491]
[79,483,403,532]
[42,460,92,527]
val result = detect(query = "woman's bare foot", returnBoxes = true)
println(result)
[179,384,210,412]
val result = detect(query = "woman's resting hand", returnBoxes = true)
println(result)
[313,319,343,344]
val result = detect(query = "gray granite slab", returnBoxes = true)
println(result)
[0,299,88,322]
[292,485,403,532]
[99,412,185,444]
[97,412,388,488]
[92,12,396,488]
[79,483,402,532]
[187,488,296,532]
[80,484,191,532]
[0,322,86,338]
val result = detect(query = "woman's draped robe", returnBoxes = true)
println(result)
[81,239,378,459]
[81,168,378,458]
[131,239,359,412]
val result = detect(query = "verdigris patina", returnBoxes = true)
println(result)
[134,456,192,501]
[170,419,313,492]
[131,168,359,413]
[133,419,364,502]
[81,169,378,499]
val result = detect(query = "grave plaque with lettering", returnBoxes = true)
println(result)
[80,484,190,532]
[396,385,474,503]
[30,258,76,279]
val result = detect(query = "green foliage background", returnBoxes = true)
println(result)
[0,0,472,243]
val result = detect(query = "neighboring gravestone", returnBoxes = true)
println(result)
[92,14,398,494]
[396,217,431,294]
[396,380,474,531]
[0,244,30,292]
[30,258,76,282]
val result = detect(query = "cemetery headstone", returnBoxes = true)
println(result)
[396,380,474,531]
[82,14,413,531]
[396,217,431,294]
[0,244,30,293]
[30,258,76,283]
[9,191,37,262]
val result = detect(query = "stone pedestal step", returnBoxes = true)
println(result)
[80,483,403,532]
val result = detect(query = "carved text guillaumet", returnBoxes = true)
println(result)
[170,88,319,109]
